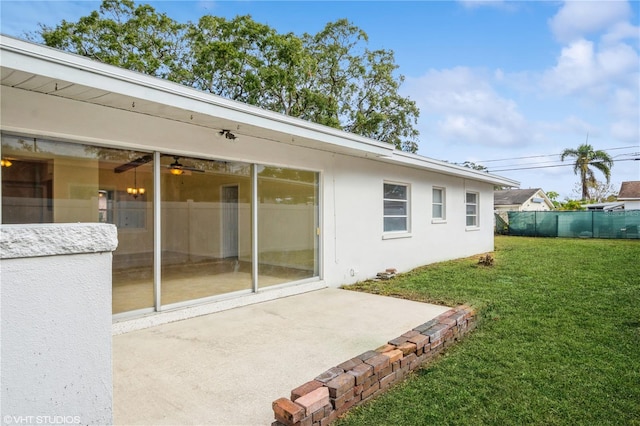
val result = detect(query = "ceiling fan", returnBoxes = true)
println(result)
[166,156,205,175]
[114,155,205,175]
[113,154,153,173]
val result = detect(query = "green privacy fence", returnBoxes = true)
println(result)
[504,210,640,239]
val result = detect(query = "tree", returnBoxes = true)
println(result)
[571,181,618,203]
[33,0,187,78]
[460,161,488,171]
[546,190,561,209]
[33,1,420,152]
[560,143,613,201]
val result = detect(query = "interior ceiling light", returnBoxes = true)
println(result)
[219,129,237,140]
[126,167,145,198]
[1,159,12,167]
[169,157,184,175]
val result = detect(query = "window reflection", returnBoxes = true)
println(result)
[257,166,319,287]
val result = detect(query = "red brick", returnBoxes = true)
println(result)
[314,367,343,384]
[330,388,354,410]
[273,398,304,425]
[431,340,443,354]
[392,360,400,372]
[381,348,403,363]
[435,309,456,321]
[336,392,360,416]
[311,406,327,423]
[320,410,338,426]
[295,387,330,416]
[413,319,439,333]
[353,384,364,396]
[388,336,408,346]
[380,371,397,389]
[356,350,378,362]
[347,362,373,385]
[364,353,390,374]
[451,311,467,326]
[401,353,417,368]
[361,381,379,399]
[362,375,377,390]
[407,334,429,350]
[375,344,396,353]
[422,323,450,341]
[291,380,323,402]
[299,415,312,426]
[397,342,417,356]
[378,365,392,379]
[409,357,422,370]
[401,330,421,338]
[337,357,363,371]
[441,317,457,328]
[326,373,355,398]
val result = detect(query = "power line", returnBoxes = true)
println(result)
[489,157,639,173]
[476,145,639,163]
[484,151,639,170]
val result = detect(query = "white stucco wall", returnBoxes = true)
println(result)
[624,200,640,210]
[1,86,497,290]
[0,223,117,425]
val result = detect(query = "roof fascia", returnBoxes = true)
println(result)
[389,150,520,187]
[0,35,394,157]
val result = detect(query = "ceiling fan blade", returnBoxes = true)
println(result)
[114,154,153,173]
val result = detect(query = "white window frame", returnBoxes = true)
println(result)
[465,191,479,228]
[383,181,411,237]
[432,187,446,223]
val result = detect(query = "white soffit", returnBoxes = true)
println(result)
[0,35,393,159]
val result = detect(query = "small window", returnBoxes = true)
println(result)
[466,192,478,227]
[384,182,409,232]
[432,187,446,220]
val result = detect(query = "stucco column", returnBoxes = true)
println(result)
[1,223,118,425]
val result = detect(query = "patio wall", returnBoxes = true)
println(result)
[0,223,117,425]
[272,305,478,426]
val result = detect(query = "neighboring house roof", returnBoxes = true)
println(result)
[494,188,543,206]
[0,34,519,189]
[618,181,640,200]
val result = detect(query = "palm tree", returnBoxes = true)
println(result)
[560,143,614,201]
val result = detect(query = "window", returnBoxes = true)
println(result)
[466,192,479,227]
[432,187,446,220]
[384,182,409,232]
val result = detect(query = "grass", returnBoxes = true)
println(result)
[337,236,640,426]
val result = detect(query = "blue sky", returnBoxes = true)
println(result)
[1,0,638,199]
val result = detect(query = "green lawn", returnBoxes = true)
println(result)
[338,236,640,426]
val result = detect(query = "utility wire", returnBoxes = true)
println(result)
[485,151,639,170]
[489,157,640,173]
[476,145,639,163]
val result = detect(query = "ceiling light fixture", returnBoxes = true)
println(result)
[126,168,145,198]
[168,157,185,175]
[219,129,237,140]
[1,159,12,167]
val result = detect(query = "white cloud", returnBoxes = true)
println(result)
[549,0,632,43]
[602,21,640,45]
[405,67,529,147]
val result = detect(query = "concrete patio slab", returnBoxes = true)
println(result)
[113,287,450,425]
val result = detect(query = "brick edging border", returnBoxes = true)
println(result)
[272,304,478,426]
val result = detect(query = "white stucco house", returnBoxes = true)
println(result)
[494,188,553,216]
[0,35,518,324]
[618,181,640,210]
